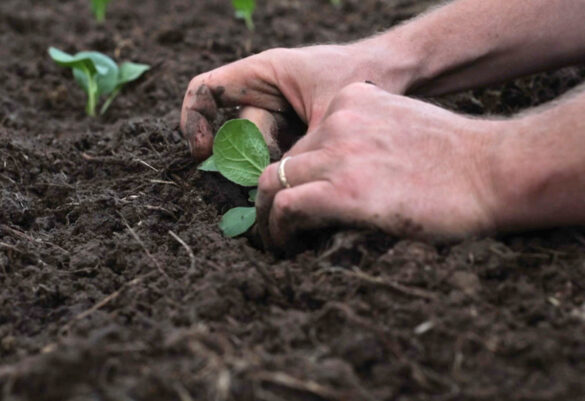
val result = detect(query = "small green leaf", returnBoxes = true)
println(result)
[49,47,104,116]
[248,189,257,203]
[232,0,255,15]
[219,207,256,237]
[214,119,270,187]
[91,0,112,22]
[73,51,118,96]
[99,61,150,115]
[48,47,99,75]
[232,0,255,30]
[49,47,146,117]
[198,155,219,172]
[117,62,150,86]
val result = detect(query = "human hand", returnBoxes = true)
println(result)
[255,83,503,251]
[180,44,413,161]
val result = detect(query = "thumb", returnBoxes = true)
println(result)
[239,107,304,160]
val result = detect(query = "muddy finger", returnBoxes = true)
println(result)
[183,84,218,120]
[183,110,214,162]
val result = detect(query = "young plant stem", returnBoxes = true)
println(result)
[92,1,107,22]
[83,66,98,117]
[95,9,105,22]
[100,87,120,115]
[245,15,254,31]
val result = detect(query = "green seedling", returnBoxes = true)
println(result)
[330,0,341,6]
[48,47,150,117]
[231,0,255,31]
[91,0,112,22]
[198,119,270,237]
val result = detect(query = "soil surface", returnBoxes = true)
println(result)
[2,1,585,400]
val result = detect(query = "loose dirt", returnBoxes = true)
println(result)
[2,0,585,400]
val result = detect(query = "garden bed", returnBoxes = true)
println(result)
[1,0,585,400]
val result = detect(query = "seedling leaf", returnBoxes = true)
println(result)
[49,47,149,117]
[118,62,151,85]
[100,61,150,115]
[49,47,105,116]
[48,47,100,74]
[232,0,255,30]
[72,51,118,96]
[219,207,256,237]
[198,119,267,237]
[198,155,219,172]
[91,0,112,22]
[213,119,269,187]
[248,189,257,203]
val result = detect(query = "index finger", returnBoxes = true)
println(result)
[180,52,289,162]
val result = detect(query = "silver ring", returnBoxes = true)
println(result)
[277,156,292,189]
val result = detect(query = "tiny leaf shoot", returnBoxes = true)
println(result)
[72,51,119,104]
[198,155,219,172]
[198,119,270,237]
[91,0,112,22]
[48,47,112,116]
[330,0,341,6]
[213,119,269,187]
[48,47,149,117]
[100,61,150,115]
[231,0,255,31]
[219,207,256,237]
[248,189,257,203]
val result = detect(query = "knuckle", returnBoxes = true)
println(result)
[328,82,375,114]
[254,48,292,85]
[260,47,291,65]
[333,175,360,202]
[258,165,276,192]
[272,190,297,221]
[323,109,360,134]
[338,81,374,99]
[261,47,285,60]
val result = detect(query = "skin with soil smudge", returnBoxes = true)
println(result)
[1,0,585,400]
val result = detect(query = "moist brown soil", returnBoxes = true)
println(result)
[2,1,585,400]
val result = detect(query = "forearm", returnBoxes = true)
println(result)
[355,0,585,96]
[489,85,585,231]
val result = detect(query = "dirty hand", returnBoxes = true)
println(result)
[256,82,504,250]
[180,44,412,161]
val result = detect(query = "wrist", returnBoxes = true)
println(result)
[347,28,425,95]
[486,113,585,232]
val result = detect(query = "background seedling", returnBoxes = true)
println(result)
[48,47,149,117]
[231,0,255,31]
[91,0,112,22]
[100,61,151,115]
[198,119,269,237]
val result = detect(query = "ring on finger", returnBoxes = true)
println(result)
[277,156,292,189]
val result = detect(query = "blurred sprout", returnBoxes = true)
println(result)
[232,0,255,31]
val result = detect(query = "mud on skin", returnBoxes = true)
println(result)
[2,0,585,400]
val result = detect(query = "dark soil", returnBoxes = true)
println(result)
[2,0,585,400]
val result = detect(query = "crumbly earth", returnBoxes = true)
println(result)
[2,1,585,400]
